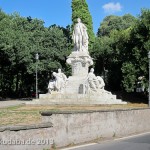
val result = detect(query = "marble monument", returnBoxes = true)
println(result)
[33,18,127,105]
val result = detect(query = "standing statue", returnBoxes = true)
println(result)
[72,18,89,53]
[48,69,67,93]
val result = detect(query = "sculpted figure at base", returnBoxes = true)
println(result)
[47,79,55,93]
[72,18,89,53]
[97,76,105,89]
[85,68,105,93]
[48,69,67,93]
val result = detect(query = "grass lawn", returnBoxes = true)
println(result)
[0,103,148,126]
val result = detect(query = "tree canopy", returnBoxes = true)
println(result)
[92,9,150,92]
[0,10,71,97]
[0,6,149,98]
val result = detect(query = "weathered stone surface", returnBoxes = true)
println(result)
[0,109,150,150]
[36,51,126,105]
[0,122,52,132]
[33,89,127,105]
[66,51,93,77]
[41,108,149,115]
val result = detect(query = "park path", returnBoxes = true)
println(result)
[0,100,27,108]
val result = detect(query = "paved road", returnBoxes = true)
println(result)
[63,132,150,150]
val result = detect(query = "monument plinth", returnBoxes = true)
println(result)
[67,51,93,76]
[29,18,127,105]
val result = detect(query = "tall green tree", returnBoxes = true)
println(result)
[0,10,12,97]
[92,14,137,90]
[94,9,150,92]
[121,9,150,92]
[71,0,95,50]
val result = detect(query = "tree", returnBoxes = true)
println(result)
[95,10,150,92]
[0,10,72,97]
[71,0,95,50]
[0,10,12,97]
[35,25,71,92]
[121,9,150,92]
[93,14,137,90]
[97,14,136,37]
[0,13,40,97]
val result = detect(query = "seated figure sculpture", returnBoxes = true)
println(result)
[85,68,105,93]
[48,69,67,93]
[47,78,55,93]
[97,76,105,89]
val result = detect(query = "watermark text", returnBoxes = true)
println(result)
[0,138,53,145]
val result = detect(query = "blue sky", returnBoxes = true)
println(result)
[0,0,150,33]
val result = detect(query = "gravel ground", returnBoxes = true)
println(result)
[0,100,27,108]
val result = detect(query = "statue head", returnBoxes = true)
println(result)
[90,68,94,73]
[58,68,61,73]
[52,72,57,77]
[77,18,81,23]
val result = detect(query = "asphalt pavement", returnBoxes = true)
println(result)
[62,132,150,150]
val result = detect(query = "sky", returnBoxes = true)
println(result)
[0,0,150,34]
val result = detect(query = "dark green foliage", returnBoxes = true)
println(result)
[0,6,149,98]
[94,9,150,92]
[0,10,72,97]
[97,14,137,37]
[121,9,150,91]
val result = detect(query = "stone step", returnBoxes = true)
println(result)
[39,93,123,104]
[27,99,127,105]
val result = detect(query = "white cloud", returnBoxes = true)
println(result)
[102,2,122,13]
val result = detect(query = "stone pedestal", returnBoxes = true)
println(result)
[29,92,127,105]
[28,51,127,105]
[66,51,93,77]
[63,51,93,95]
[27,17,127,105]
